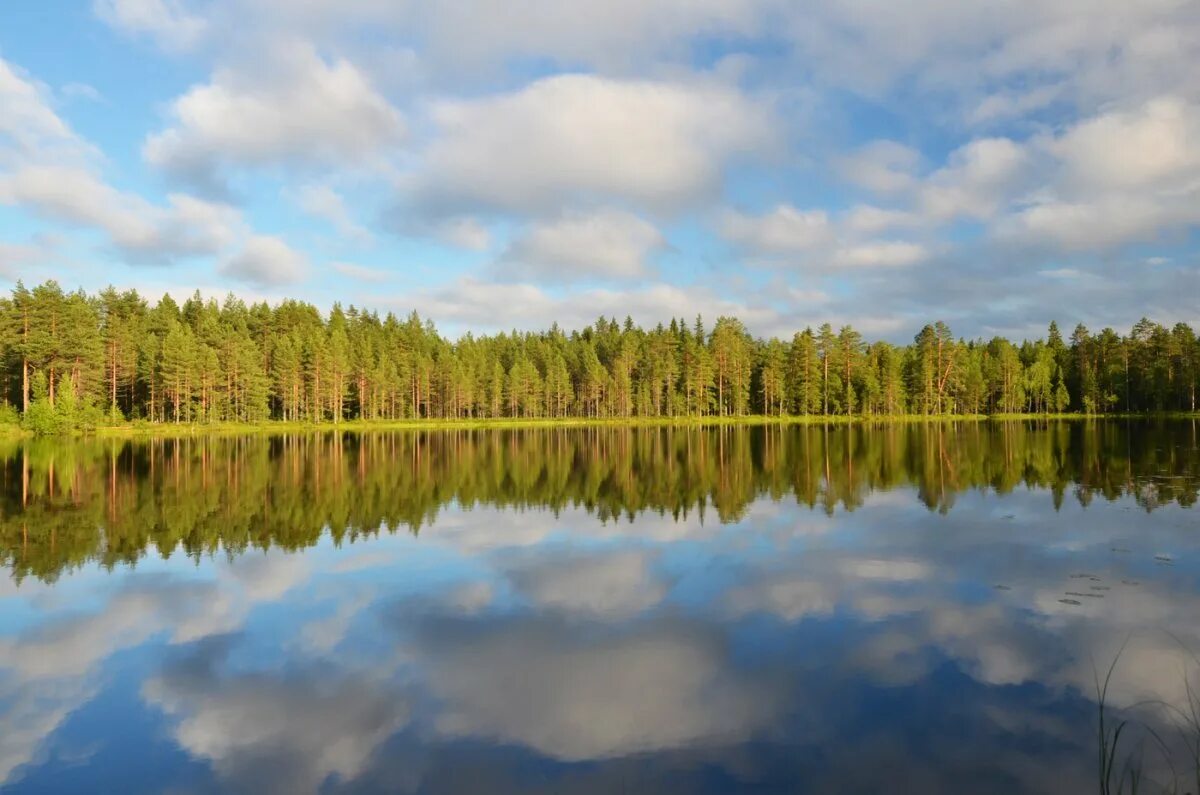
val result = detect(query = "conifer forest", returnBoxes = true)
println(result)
[3,281,1197,431]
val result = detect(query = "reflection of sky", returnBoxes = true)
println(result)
[1,486,1198,794]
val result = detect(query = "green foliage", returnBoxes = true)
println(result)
[0,283,1196,428]
[22,398,60,436]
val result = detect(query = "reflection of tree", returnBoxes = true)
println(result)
[1,421,1198,583]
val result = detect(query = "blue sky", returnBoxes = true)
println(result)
[1,0,1198,341]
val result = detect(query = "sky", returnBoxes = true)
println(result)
[0,0,1198,342]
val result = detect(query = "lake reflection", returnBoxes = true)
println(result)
[1,421,1198,794]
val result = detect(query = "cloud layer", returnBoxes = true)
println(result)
[0,0,1197,338]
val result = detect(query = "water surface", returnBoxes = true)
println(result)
[1,422,1198,793]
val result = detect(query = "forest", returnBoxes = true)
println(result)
[2,280,1198,432]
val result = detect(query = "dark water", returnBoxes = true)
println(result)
[1,421,1198,794]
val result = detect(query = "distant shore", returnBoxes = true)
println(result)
[1,411,1196,440]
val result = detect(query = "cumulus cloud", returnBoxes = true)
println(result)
[288,183,371,243]
[412,74,773,213]
[93,0,207,51]
[409,0,765,72]
[202,0,766,76]
[998,96,1200,250]
[0,238,58,278]
[0,0,1197,338]
[0,58,88,167]
[499,209,664,282]
[389,278,808,338]
[719,203,927,271]
[1002,197,1197,251]
[840,141,921,194]
[0,166,243,263]
[843,205,921,235]
[219,235,310,286]
[722,205,832,254]
[434,216,491,251]
[0,55,259,268]
[918,137,1029,222]
[144,43,405,191]
[331,261,391,283]
[833,241,928,268]
[1053,97,1200,192]
[781,0,1200,117]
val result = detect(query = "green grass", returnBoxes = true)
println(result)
[89,413,864,438]
[991,412,1200,421]
[3,409,1195,439]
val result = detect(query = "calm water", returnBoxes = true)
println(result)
[1,422,1198,794]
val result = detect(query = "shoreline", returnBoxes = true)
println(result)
[2,411,1197,440]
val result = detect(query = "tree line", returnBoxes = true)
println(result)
[2,280,1197,430]
[3,422,1197,583]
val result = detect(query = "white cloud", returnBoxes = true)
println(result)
[61,82,104,104]
[0,238,58,278]
[219,235,310,286]
[93,0,207,51]
[843,205,920,234]
[415,0,764,72]
[0,166,243,263]
[840,140,921,194]
[145,43,405,189]
[998,97,1200,250]
[718,203,927,272]
[834,241,928,268]
[0,58,87,167]
[393,278,792,337]
[967,84,1063,126]
[781,0,1200,118]
[331,261,391,283]
[918,137,1028,221]
[722,205,832,254]
[435,216,491,251]
[288,184,372,243]
[1003,196,1196,251]
[501,209,664,282]
[413,74,773,212]
[224,0,766,75]
[1052,96,1200,193]
[0,56,254,267]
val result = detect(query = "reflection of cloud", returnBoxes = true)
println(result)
[143,641,408,795]
[226,551,311,602]
[0,677,94,784]
[330,548,399,573]
[3,480,1199,792]
[431,505,716,552]
[507,548,666,619]
[840,558,930,581]
[300,592,374,655]
[413,615,779,760]
[723,553,931,622]
[726,577,835,621]
[0,551,314,785]
[0,579,234,681]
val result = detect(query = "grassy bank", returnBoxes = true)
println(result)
[0,410,1177,439]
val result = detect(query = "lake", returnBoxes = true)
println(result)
[1,421,1198,794]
